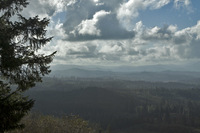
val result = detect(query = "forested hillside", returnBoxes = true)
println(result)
[26,77,200,133]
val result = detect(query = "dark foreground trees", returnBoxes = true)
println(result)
[0,0,56,132]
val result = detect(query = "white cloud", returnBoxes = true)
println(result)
[141,25,177,41]
[71,10,111,36]
[21,0,68,18]
[134,20,200,60]
[99,44,124,54]
[64,3,135,41]
[174,20,200,44]
[174,0,191,9]
[47,20,67,39]
[38,20,200,66]
[26,0,200,66]
[39,0,66,13]
[117,0,192,29]
[93,0,104,6]
[67,0,77,6]
[117,0,171,29]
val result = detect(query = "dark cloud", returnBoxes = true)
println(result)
[190,40,200,58]
[175,40,200,58]
[173,34,188,44]
[97,13,135,39]
[128,49,140,55]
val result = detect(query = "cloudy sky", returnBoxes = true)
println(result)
[22,0,200,67]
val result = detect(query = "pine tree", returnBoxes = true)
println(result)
[0,0,56,132]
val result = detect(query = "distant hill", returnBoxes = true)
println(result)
[50,68,114,78]
[50,62,200,72]
[49,68,200,83]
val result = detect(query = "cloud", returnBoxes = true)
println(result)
[60,0,136,41]
[174,0,191,9]
[174,21,200,43]
[67,44,98,58]
[21,0,68,18]
[142,25,177,41]
[65,11,135,41]
[117,0,192,29]
[47,20,67,39]
[22,0,193,42]
[38,20,200,66]
[117,0,171,29]
[26,0,200,66]
[133,20,200,60]
[99,42,125,54]
[172,21,200,58]
[70,10,111,37]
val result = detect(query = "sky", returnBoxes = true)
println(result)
[20,0,200,68]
